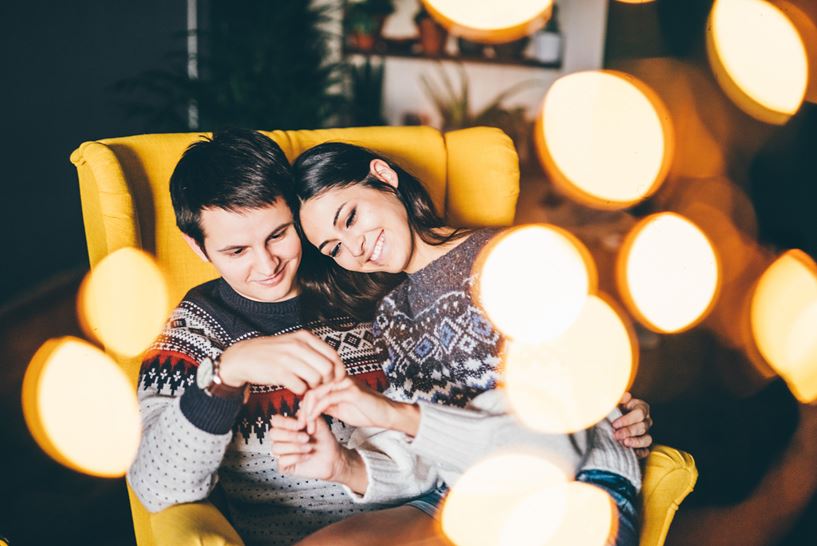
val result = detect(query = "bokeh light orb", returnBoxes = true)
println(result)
[423,0,553,44]
[536,70,673,209]
[618,212,720,334]
[442,452,569,546]
[22,337,142,477]
[498,486,570,546]
[475,225,597,343]
[537,482,618,545]
[751,250,817,402]
[707,0,808,124]
[78,247,171,357]
[503,295,636,434]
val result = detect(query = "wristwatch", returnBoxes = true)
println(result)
[196,356,248,399]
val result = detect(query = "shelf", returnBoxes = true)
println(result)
[344,45,563,70]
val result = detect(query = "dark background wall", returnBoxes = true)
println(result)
[0,0,186,307]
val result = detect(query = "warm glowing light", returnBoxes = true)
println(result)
[537,482,618,545]
[707,0,808,124]
[78,247,171,357]
[618,213,720,333]
[22,337,142,477]
[616,0,654,3]
[423,0,553,43]
[751,250,817,402]
[503,295,635,434]
[442,453,569,546]
[475,225,596,343]
[535,70,672,209]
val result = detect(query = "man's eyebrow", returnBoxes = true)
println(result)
[216,222,292,253]
[216,243,245,253]
[317,202,347,252]
[270,221,292,234]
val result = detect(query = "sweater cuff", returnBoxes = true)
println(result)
[410,402,491,472]
[179,383,243,434]
[341,448,423,504]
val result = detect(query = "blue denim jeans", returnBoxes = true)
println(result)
[405,484,448,519]
[576,469,639,546]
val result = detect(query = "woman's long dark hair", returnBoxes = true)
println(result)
[293,142,469,321]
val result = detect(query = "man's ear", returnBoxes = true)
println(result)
[182,234,210,263]
[369,159,399,189]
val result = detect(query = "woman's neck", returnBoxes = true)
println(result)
[404,227,469,274]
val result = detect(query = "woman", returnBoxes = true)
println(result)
[276,142,650,545]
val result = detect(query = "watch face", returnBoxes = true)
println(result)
[196,358,214,390]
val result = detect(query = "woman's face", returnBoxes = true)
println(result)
[299,160,414,274]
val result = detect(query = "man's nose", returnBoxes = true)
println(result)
[256,249,279,275]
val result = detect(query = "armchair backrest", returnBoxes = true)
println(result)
[71,126,520,309]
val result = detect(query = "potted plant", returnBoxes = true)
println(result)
[414,6,448,56]
[420,63,538,167]
[345,0,395,51]
[114,0,346,131]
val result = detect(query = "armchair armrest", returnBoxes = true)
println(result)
[151,501,244,546]
[639,445,698,546]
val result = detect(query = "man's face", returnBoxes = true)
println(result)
[193,200,302,303]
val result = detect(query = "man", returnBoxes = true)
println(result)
[127,129,439,546]
[127,129,653,546]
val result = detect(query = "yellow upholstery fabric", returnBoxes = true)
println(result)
[640,445,698,546]
[151,502,244,546]
[71,126,695,546]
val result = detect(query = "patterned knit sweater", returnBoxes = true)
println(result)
[371,228,642,490]
[127,279,426,546]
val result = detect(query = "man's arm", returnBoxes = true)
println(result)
[126,307,244,512]
[128,312,344,513]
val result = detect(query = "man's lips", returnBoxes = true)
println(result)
[254,265,286,286]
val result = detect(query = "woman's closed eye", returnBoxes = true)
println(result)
[345,208,356,229]
[329,242,341,258]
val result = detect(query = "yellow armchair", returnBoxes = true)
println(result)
[71,126,696,546]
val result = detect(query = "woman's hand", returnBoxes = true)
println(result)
[613,392,653,459]
[299,378,421,436]
[270,414,368,493]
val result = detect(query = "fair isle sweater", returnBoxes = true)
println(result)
[370,228,641,490]
[126,279,434,546]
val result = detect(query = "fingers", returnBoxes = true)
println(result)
[634,448,650,460]
[624,434,653,450]
[614,421,649,441]
[619,391,633,406]
[278,454,310,474]
[270,414,304,432]
[293,330,345,383]
[612,406,647,430]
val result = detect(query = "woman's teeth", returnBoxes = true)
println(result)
[371,233,384,262]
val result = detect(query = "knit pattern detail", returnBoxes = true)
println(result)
[128,280,393,545]
[374,230,501,407]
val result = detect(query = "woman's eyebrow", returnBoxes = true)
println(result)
[332,201,347,228]
[317,201,348,252]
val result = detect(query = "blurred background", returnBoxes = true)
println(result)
[1,0,816,544]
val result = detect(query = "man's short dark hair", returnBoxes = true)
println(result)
[169,128,294,250]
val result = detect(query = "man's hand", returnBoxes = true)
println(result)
[270,414,368,493]
[298,377,421,437]
[218,330,346,393]
[613,392,653,459]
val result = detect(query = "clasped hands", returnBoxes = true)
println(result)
[220,330,654,490]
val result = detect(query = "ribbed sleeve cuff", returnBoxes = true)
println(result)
[342,448,420,504]
[410,402,492,472]
[179,383,243,435]
[583,415,642,492]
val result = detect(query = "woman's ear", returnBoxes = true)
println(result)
[369,159,399,188]
[182,234,210,263]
